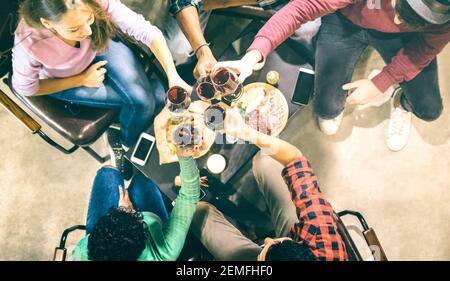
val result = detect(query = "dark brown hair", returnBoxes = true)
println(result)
[395,0,430,29]
[19,0,116,52]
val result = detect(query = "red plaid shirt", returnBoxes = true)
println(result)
[281,157,348,261]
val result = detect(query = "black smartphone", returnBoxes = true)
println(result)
[292,67,315,106]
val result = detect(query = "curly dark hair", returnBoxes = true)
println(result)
[395,0,431,29]
[265,240,317,261]
[87,208,148,261]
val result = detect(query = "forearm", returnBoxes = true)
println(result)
[161,156,200,259]
[372,34,449,93]
[248,0,352,58]
[175,6,208,51]
[178,156,201,198]
[242,128,302,166]
[35,75,84,96]
[149,36,179,81]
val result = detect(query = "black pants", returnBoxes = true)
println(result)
[314,12,443,121]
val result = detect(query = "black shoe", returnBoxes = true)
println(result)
[107,127,133,180]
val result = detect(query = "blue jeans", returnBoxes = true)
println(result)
[314,12,442,121]
[51,39,166,147]
[86,167,169,234]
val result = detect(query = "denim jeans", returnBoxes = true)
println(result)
[314,12,443,121]
[51,39,166,147]
[86,167,169,234]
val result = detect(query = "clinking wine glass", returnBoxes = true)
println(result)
[165,86,191,118]
[172,123,203,149]
[204,104,237,143]
[204,104,226,132]
[210,67,243,103]
[194,76,219,102]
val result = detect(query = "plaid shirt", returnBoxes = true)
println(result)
[282,157,348,261]
[169,0,289,15]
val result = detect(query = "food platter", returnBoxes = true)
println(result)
[236,82,289,137]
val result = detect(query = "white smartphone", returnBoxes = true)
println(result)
[130,133,155,166]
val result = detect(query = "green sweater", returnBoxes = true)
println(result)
[72,156,200,261]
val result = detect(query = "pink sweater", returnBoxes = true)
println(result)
[12,0,163,96]
[248,0,450,92]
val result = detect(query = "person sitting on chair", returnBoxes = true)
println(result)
[191,109,348,261]
[216,0,449,152]
[12,0,192,176]
[72,146,201,261]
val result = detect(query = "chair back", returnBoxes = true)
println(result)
[334,213,364,261]
[0,0,20,78]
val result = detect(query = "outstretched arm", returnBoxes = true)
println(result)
[224,108,347,261]
[224,108,302,166]
[174,5,216,78]
[149,36,191,90]
[171,0,258,77]
[157,146,204,260]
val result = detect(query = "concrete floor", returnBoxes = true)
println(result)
[0,8,449,260]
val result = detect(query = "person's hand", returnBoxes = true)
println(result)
[224,108,248,139]
[212,60,253,84]
[176,145,204,158]
[168,75,193,93]
[80,60,108,88]
[194,48,217,78]
[343,79,382,105]
[199,176,208,187]
[118,185,134,210]
[212,50,264,83]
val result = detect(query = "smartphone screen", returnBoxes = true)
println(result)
[133,137,154,161]
[292,68,315,106]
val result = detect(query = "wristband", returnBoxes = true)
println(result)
[188,42,211,58]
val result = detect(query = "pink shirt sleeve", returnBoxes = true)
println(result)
[98,0,164,46]
[372,28,450,92]
[11,42,42,96]
[248,0,356,58]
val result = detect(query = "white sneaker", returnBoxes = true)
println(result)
[387,91,411,152]
[318,112,344,135]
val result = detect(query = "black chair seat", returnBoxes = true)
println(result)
[19,94,119,146]
[5,72,119,146]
